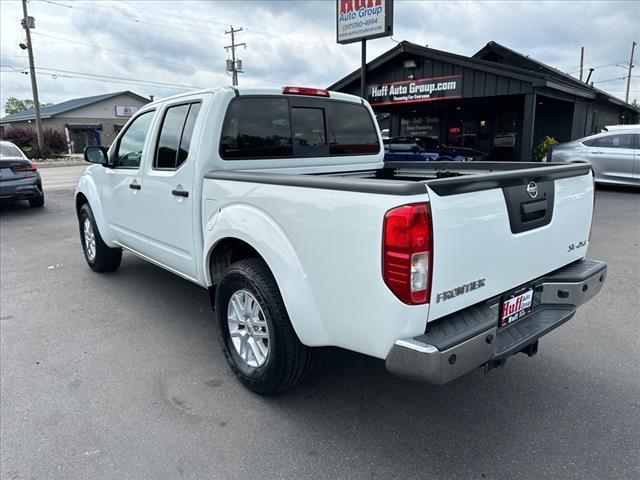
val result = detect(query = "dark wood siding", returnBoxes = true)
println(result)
[346,53,534,99]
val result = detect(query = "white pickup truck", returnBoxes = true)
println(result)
[77,86,607,394]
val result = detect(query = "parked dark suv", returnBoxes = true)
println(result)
[384,136,488,162]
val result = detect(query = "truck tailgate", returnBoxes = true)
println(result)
[426,170,594,321]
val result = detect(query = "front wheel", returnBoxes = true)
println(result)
[215,258,315,394]
[78,203,122,272]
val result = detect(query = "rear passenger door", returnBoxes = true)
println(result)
[138,99,203,280]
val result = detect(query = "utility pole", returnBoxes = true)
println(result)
[224,26,246,86]
[625,41,636,103]
[579,46,584,82]
[21,0,44,157]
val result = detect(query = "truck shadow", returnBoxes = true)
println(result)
[85,248,637,479]
[265,347,638,477]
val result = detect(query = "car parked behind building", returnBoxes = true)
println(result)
[384,137,487,162]
[549,127,639,187]
[0,141,44,207]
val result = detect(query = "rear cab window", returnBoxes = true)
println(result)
[219,96,379,160]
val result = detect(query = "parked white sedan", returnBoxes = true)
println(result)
[549,126,639,187]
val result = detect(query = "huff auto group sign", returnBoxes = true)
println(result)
[368,75,463,105]
[336,0,393,44]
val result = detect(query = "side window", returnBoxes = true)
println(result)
[618,134,635,149]
[220,98,292,159]
[595,134,634,149]
[326,102,380,155]
[582,138,596,147]
[154,102,201,170]
[291,107,325,147]
[113,111,154,168]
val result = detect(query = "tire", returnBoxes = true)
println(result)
[78,203,122,272]
[215,258,315,395]
[29,194,44,208]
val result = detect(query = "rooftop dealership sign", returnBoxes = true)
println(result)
[368,75,463,105]
[336,0,393,44]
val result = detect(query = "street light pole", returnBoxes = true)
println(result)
[21,0,44,157]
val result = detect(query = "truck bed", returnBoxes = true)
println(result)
[205,162,593,321]
[206,161,591,197]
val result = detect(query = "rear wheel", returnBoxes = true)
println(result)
[215,258,315,394]
[78,203,122,272]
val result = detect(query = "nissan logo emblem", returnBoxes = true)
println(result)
[526,181,539,199]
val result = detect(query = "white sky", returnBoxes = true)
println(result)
[1,0,639,116]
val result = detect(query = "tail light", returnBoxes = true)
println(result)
[10,163,37,173]
[383,203,433,304]
[282,86,330,97]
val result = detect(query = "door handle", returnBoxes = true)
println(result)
[591,151,604,154]
[171,189,189,198]
[129,183,141,190]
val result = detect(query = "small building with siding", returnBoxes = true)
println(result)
[0,91,150,153]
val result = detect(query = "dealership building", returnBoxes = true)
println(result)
[330,41,639,161]
[0,91,150,153]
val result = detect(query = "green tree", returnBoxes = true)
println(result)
[4,97,34,115]
[3,97,51,115]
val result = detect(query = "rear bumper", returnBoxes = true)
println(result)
[386,259,607,384]
[0,178,43,201]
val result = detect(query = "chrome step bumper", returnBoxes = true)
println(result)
[386,259,607,385]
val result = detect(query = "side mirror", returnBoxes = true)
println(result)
[84,146,109,165]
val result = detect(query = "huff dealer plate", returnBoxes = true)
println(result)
[499,287,534,328]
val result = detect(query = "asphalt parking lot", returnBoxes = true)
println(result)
[1,167,639,480]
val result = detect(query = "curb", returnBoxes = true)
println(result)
[35,161,86,168]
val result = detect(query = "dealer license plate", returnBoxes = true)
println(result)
[499,288,534,328]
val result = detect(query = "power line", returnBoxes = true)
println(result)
[104,1,234,29]
[31,32,218,73]
[34,66,204,89]
[2,68,196,92]
[1,64,203,90]
[40,0,227,39]
[565,61,627,75]
[39,1,301,66]
[593,75,634,84]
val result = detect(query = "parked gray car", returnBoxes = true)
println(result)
[0,141,45,207]
[548,127,639,187]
